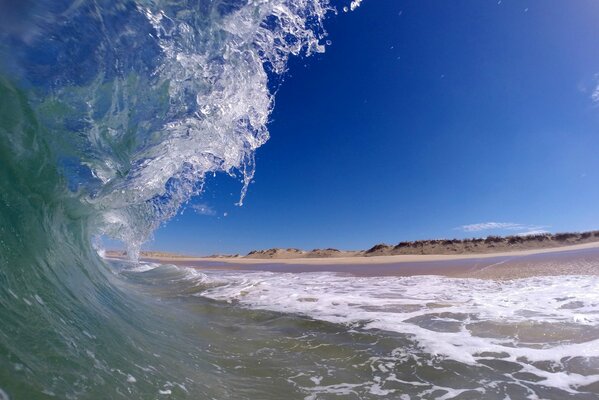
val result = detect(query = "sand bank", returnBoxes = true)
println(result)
[141,242,599,280]
[144,241,599,265]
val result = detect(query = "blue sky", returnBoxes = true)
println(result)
[144,0,599,255]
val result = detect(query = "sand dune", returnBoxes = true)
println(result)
[106,231,599,270]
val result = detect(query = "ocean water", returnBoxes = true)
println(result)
[80,262,599,398]
[1,0,599,399]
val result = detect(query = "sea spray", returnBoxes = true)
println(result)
[1,0,334,258]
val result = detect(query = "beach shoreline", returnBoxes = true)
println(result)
[123,241,599,280]
[180,241,599,265]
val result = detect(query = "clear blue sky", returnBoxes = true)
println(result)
[143,0,599,255]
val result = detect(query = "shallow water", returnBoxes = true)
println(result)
[2,250,599,398]
[98,262,599,399]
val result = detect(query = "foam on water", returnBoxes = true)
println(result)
[192,270,599,396]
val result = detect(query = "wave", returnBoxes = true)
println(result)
[0,0,332,257]
[0,1,339,398]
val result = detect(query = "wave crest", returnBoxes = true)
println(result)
[0,0,333,257]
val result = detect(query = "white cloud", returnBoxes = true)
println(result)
[457,222,548,235]
[458,222,524,232]
[593,86,599,103]
[591,74,599,103]
[191,203,216,216]
[516,229,549,237]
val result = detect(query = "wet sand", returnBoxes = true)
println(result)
[142,242,599,280]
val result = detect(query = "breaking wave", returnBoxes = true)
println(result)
[1,0,333,258]
[0,1,348,398]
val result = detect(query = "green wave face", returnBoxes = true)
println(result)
[0,77,198,398]
[0,1,333,398]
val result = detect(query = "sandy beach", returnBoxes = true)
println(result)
[138,241,599,280]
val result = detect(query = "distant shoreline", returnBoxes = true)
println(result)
[130,240,599,264]
[104,232,599,280]
[106,230,599,263]
[112,242,599,281]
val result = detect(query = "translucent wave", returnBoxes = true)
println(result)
[0,0,335,257]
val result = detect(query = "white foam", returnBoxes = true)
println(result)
[127,262,161,273]
[201,271,599,394]
[33,294,44,305]
[303,382,366,399]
